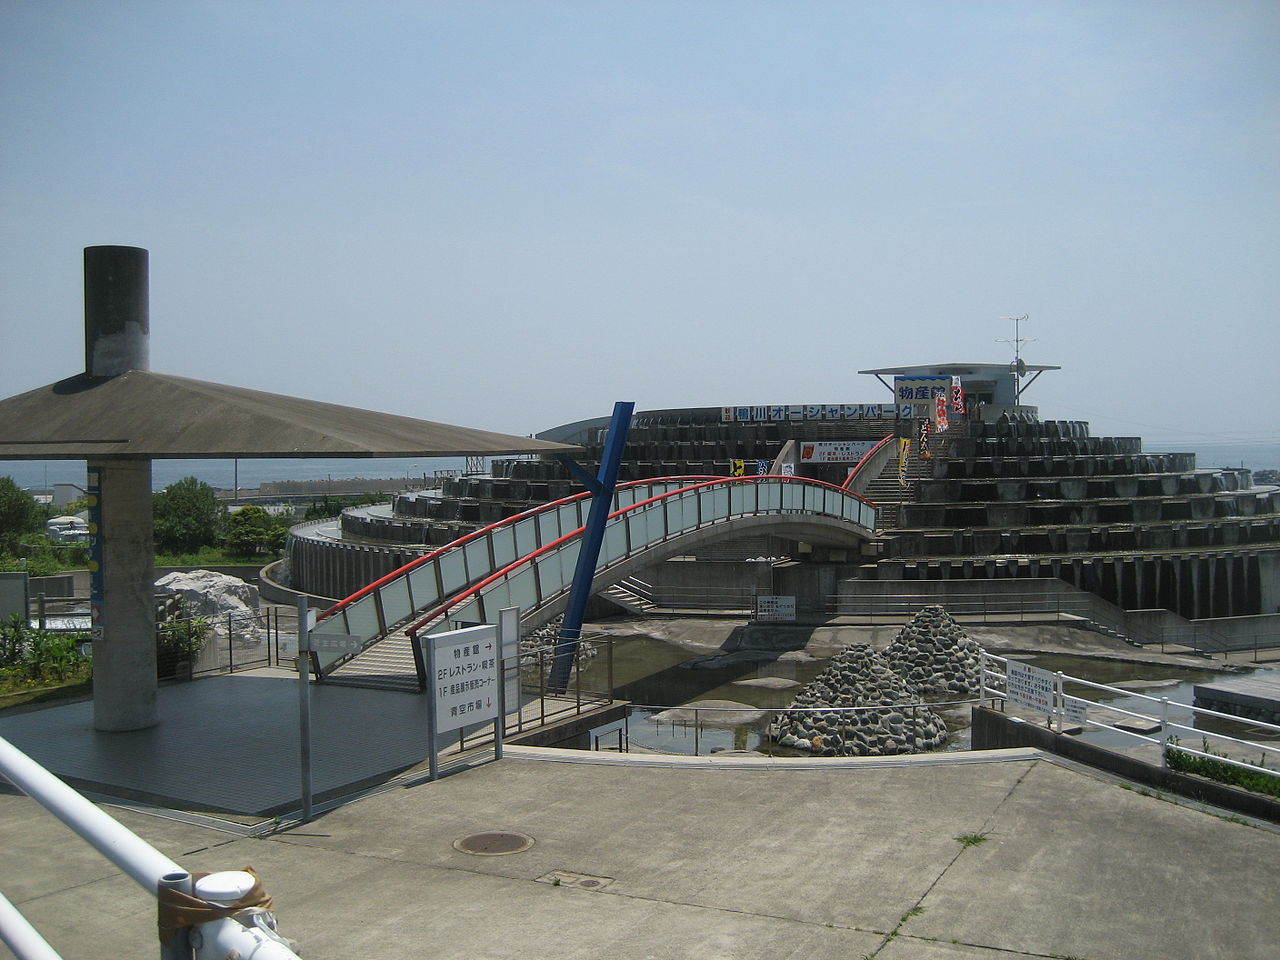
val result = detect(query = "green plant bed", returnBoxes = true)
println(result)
[1166,737,1280,799]
[0,671,93,711]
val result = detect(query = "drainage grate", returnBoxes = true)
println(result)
[535,870,615,891]
[453,832,535,856]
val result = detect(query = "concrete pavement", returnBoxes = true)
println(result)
[4,746,1278,960]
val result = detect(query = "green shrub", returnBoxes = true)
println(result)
[1166,736,1280,799]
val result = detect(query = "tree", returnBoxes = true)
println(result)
[153,477,225,554]
[224,505,289,557]
[0,477,43,551]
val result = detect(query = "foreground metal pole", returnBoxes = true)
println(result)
[0,735,185,892]
[0,891,63,960]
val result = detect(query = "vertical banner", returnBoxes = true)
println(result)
[730,459,746,477]
[951,375,966,415]
[897,438,911,487]
[934,392,949,432]
[86,467,104,641]
[918,418,932,460]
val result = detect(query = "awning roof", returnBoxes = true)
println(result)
[0,371,577,459]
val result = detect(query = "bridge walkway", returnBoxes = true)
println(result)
[312,475,876,692]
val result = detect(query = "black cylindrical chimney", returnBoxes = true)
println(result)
[84,245,149,377]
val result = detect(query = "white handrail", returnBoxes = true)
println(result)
[0,735,302,959]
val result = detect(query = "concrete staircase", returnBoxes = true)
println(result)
[863,448,935,529]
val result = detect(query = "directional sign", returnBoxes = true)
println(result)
[429,624,500,734]
[305,633,361,654]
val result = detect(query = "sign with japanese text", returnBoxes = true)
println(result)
[798,440,878,464]
[721,403,899,423]
[756,595,796,622]
[1006,660,1055,715]
[430,624,500,734]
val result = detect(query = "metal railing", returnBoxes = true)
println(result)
[312,476,875,673]
[977,651,1280,780]
[0,735,301,959]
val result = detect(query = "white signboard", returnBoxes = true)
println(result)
[1005,660,1054,715]
[798,440,878,464]
[430,624,500,734]
[756,595,796,622]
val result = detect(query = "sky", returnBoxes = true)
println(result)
[2,0,1277,452]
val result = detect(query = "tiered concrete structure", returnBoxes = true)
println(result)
[283,364,1280,635]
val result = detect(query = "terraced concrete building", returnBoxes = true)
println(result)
[279,361,1280,647]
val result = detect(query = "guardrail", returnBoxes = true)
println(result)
[312,476,875,676]
[0,735,301,959]
[977,651,1280,780]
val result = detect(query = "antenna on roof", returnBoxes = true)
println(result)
[997,315,1033,380]
[993,317,1034,399]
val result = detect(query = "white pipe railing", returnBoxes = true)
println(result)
[0,735,301,959]
[0,892,62,960]
[979,652,1280,778]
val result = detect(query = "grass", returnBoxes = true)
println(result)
[1166,737,1280,800]
[0,671,92,711]
[954,831,990,847]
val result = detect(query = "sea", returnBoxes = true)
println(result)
[2,442,1277,493]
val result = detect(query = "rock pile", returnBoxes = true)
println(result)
[882,605,983,697]
[154,569,264,645]
[771,643,948,757]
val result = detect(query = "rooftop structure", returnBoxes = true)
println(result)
[0,246,575,731]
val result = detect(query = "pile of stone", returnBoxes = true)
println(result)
[882,605,983,697]
[771,643,948,757]
[519,616,600,669]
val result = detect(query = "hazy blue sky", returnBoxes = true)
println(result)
[2,1,1277,450]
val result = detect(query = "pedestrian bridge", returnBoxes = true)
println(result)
[309,475,876,690]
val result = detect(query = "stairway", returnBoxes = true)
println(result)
[863,448,934,529]
[600,578,658,616]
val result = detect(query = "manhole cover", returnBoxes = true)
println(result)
[453,832,535,856]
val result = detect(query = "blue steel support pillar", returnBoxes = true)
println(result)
[549,401,633,694]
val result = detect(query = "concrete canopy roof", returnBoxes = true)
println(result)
[0,370,577,459]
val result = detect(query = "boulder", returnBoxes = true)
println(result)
[155,569,264,645]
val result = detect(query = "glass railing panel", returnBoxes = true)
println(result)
[711,486,730,520]
[644,505,666,545]
[439,549,468,595]
[407,564,441,614]
[558,503,583,536]
[463,538,491,582]
[342,597,381,642]
[536,509,561,545]
[430,598,482,633]
[514,517,538,558]
[504,568,539,612]
[602,521,628,565]
[491,526,518,571]
[312,609,358,671]
[379,577,413,628]
[535,548,568,598]
[729,484,750,516]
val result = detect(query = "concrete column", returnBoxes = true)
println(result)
[91,457,157,731]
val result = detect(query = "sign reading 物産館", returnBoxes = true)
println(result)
[430,624,500,734]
